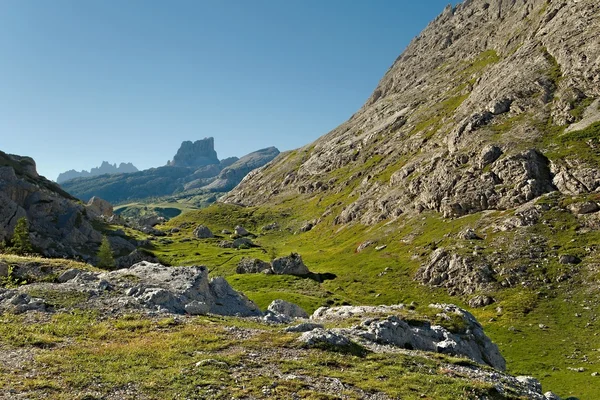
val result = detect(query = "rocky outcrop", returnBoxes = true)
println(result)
[5,261,262,317]
[0,151,104,259]
[415,248,496,296]
[222,0,600,227]
[306,304,506,371]
[86,196,114,219]
[57,161,138,184]
[167,137,219,168]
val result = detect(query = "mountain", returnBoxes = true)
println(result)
[223,0,599,220]
[167,137,220,167]
[187,147,280,192]
[0,150,104,258]
[60,138,279,205]
[205,0,600,396]
[57,161,138,184]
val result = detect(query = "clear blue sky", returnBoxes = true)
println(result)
[0,1,455,181]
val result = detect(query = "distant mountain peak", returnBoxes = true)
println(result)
[56,161,138,183]
[167,137,219,168]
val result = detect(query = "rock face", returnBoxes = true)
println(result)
[6,261,262,317]
[0,150,104,258]
[221,0,600,226]
[56,161,138,184]
[168,137,219,168]
[307,304,506,371]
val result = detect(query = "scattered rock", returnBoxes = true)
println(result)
[516,376,542,394]
[299,328,351,347]
[570,201,599,215]
[299,222,314,232]
[356,241,375,252]
[193,225,214,239]
[271,253,310,276]
[558,255,581,265]
[236,258,272,274]
[544,391,562,400]
[267,299,309,319]
[234,226,250,236]
[262,223,279,231]
[285,322,324,333]
[375,245,387,251]
[232,237,256,249]
[57,268,82,283]
[459,228,482,240]
[468,295,495,308]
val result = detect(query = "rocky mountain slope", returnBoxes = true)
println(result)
[0,151,106,259]
[223,0,600,224]
[60,138,279,205]
[56,161,138,184]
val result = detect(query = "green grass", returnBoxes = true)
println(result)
[0,312,510,399]
[144,197,600,399]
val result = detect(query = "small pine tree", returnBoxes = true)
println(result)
[97,235,115,269]
[10,217,33,255]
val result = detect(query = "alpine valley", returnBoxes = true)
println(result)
[1,1,600,399]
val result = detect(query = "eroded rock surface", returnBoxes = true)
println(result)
[306,304,506,371]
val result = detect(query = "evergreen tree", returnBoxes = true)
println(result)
[97,236,115,269]
[10,217,33,255]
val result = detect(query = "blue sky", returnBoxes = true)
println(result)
[0,1,455,181]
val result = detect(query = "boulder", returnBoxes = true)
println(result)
[86,196,114,219]
[459,228,482,240]
[299,222,314,232]
[236,258,272,274]
[193,225,214,239]
[106,262,262,317]
[232,237,255,249]
[570,201,599,215]
[299,328,351,348]
[559,255,581,265]
[271,253,310,276]
[478,145,503,168]
[267,299,309,319]
[234,226,250,236]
